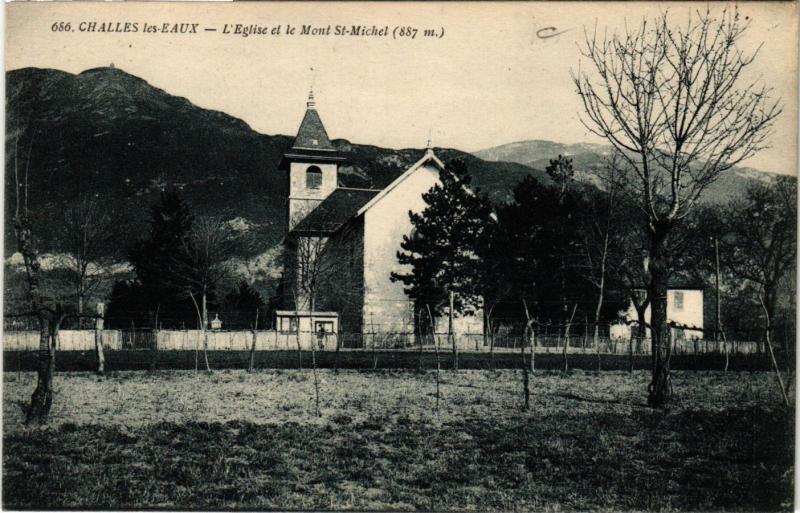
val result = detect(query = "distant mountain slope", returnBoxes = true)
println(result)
[5,67,549,257]
[475,140,788,204]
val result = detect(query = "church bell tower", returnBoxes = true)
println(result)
[282,90,346,230]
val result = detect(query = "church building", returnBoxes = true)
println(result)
[275,91,484,343]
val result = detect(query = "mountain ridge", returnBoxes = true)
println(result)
[5,65,780,262]
[4,66,549,258]
[474,139,790,202]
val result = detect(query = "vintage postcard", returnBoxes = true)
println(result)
[3,1,797,511]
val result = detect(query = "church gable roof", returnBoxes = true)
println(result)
[356,149,445,216]
[293,106,335,151]
[290,188,381,234]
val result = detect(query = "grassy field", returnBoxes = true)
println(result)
[3,369,794,511]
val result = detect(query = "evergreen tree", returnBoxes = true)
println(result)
[494,175,593,326]
[391,158,493,324]
[546,154,575,201]
[223,281,265,329]
[128,191,198,328]
[105,280,150,329]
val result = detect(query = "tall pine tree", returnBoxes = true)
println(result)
[391,158,493,330]
[127,191,199,328]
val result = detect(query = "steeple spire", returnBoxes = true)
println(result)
[292,87,334,151]
[307,88,316,110]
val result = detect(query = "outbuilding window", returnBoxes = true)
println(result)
[673,291,684,311]
[279,316,298,333]
[306,166,322,189]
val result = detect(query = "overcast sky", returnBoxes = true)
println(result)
[6,2,798,175]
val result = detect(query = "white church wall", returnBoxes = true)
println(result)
[362,162,441,334]
[361,161,485,337]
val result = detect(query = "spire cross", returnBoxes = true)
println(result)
[425,128,434,155]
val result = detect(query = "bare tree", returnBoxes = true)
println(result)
[574,8,781,406]
[719,178,796,352]
[285,230,334,368]
[283,217,350,414]
[172,215,243,371]
[55,196,118,323]
[579,152,625,351]
[180,216,242,327]
[7,118,73,422]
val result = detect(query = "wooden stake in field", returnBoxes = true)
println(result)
[596,327,602,372]
[188,291,211,372]
[426,305,440,412]
[522,298,535,373]
[449,290,457,371]
[370,313,378,370]
[521,298,533,410]
[759,292,790,408]
[416,309,424,373]
[334,322,342,374]
[531,323,536,374]
[563,304,578,373]
[150,305,160,373]
[310,301,321,417]
[248,308,259,373]
[521,324,530,411]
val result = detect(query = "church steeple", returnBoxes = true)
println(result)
[282,89,346,231]
[292,88,334,151]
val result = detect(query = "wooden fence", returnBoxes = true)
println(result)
[2,329,760,355]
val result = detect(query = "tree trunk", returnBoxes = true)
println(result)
[593,272,605,350]
[78,294,84,329]
[714,237,722,342]
[248,308,259,373]
[449,291,457,371]
[202,329,211,372]
[310,298,321,415]
[417,317,424,373]
[521,324,530,411]
[27,317,57,424]
[530,323,536,373]
[596,327,601,372]
[370,314,378,370]
[628,332,634,373]
[562,304,577,373]
[647,224,672,407]
[723,330,729,373]
[522,299,535,374]
[94,324,105,375]
[426,305,440,412]
[760,293,790,407]
[489,320,496,371]
[201,292,208,331]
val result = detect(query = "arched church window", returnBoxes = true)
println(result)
[306,166,323,189]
